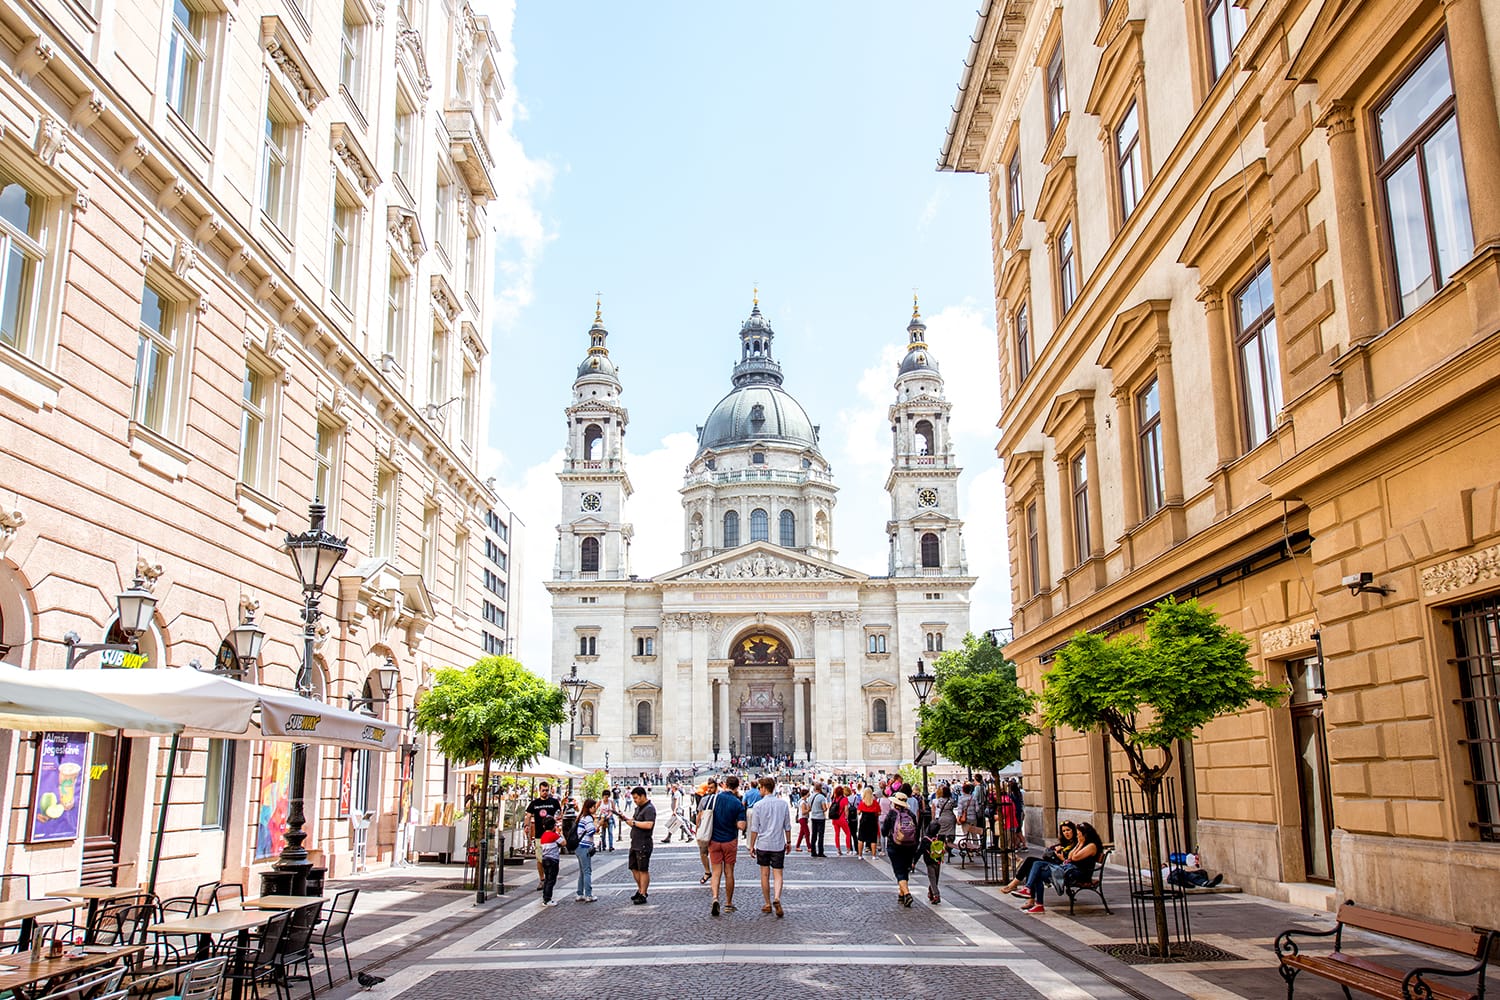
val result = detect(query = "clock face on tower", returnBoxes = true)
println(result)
[581,492,602,512]
[917,488,940,508]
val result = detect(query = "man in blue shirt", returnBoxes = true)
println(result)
[708,775,748,916]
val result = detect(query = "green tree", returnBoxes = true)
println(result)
[932,631,1018,687]
[581,769,609,803]
[414,656,566,846]
[1042,598,1281,957]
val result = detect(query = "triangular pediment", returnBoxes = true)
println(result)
[658,541,867,584]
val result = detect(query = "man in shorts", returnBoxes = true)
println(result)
[621,786,656,904]
[524,781,561,889]
[747,775,791,917]
[707,774,747,916]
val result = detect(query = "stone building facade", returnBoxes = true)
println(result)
[0,0,511,892]
[941,0,1500,926]
[546,301,975,771]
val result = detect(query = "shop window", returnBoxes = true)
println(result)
[1448,597,1500,841]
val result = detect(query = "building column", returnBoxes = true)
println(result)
[1082,425,1105,560]
[689,614,711,763]
[1321,103,1381,344]
[1053,455,1076,571]
[1112,387,1141,531]
[812,612,834,762]
[1199,287,1238,467]
[841,612,864,768]
[793,678,807,759]
[718,677,731,758]
[1155,346,1185,508]
[1444,0,1500,248]
[659,614,680,768]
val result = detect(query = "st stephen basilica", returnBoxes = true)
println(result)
[546,299,975,770]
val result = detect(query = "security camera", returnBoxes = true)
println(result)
[1343,572,1392,597]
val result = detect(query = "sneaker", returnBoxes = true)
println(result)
[724,903,736,913]
[773,900,783,918]
[574,895,584,902]
[899,893,913,908]
[1010,886,1031,899]
[1023,904,1045,914]
[711,900,720,917]
[582,896,597,902]
[632,894,648,905]
[541,900,557,906]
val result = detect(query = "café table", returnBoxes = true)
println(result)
[0,942,143,1000]
[147,909,272,1000]
[0,899,84,952]
[45,885,140,945]
[240,895,324,911]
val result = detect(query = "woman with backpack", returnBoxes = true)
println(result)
[829,785,852,856]
[573,798,598,902]
[881,790,921,907]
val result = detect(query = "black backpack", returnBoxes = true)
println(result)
[829,797,843,820]
[564,821,580,853]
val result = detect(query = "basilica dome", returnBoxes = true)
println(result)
[697,383,820,454]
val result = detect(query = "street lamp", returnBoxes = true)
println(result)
[227,607,267,670]
[908,657,936,797]
[63,573,160,669]
[274,501,348,892]
[349,657,401,714]
[561,663,588,768]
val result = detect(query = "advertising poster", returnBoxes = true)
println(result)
[337,750,353,820]
[255,742,294,861]
[29,732,89,843]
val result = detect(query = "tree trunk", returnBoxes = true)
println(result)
[1142,778,1171,958]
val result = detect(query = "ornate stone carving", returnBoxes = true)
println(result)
[171,238,198,279]
[689,612,711,630]
[0,506,25,559]
[333,138,377,194]
[70,91,104,131]
[136,557,165,590]
[683,555,839,580]
[73,191,90,213]
[1261,618,1317,655]
[1422,543,1500,597]
[33,117,68,166]
[397,28,433,95]
[194,215,223,247]
[811,610,840,628]
[839,610,862,624]
[265,38,324,111]
[116,136,148,174]
[387,207,425,265]
[16,39,55,83]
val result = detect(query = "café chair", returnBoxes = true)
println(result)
[310,889,358,989]
[272,906,319,1000]
[211,885,243,912]
[171,956,228,1000]
[222,910,289,1000]
[31,965,127,1000]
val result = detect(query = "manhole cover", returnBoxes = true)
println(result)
[1093,941,1242,964]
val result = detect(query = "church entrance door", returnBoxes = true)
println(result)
[749,722,773,758]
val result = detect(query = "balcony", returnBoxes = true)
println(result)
[681,467,835,488]
[445,107,495,200]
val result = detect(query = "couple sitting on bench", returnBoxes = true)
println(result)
[998,819,1105,914]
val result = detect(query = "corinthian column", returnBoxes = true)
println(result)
[1322,102,1380,344]
[1443,0,1500,248]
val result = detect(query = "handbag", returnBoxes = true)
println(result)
[1041,847,1060,864]
[695,793,717,844]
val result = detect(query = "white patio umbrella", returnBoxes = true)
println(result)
[454,753,589,779]
[0,665,183,734]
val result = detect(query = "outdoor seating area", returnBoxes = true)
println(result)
[0,878,361,1000]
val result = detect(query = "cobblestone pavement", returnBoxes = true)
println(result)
[323,842,1175,1000]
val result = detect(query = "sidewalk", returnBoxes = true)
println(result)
[944,857,1490,1000]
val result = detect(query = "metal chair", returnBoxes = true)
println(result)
[272,905,320,1000]
[310,889,357,989]
[0,873,32,952]
[211,884,244,912]
[173,956,228,1000]
[222,910,289,1000]
[31,965,127,1000]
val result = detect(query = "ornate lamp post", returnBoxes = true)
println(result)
[907,657,936,797]
[63,574,159,669]
[226,608,267,675]
[561,663,588,768]
[274,502,347,893]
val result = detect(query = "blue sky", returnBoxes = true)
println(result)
[478,3,1008,673]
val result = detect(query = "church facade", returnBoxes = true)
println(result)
[546,300,975,771]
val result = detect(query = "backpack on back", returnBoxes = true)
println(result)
[830,797,843,821]
[892,807,916,845]
[564,822,580,853]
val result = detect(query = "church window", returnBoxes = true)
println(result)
[872,698,889,733]
[750,508,769,542]
[867,633,887,654]
[706,458,716,471]
[635,636,654,656]
[580,536,600,573]
[578,635,596,656]
[583,424,604,460]
[914,419,934,456]
[921,532,941,568]
[779,509,795,547]
[750,403,765,425]
[723,511,740,548]
[752,451,765,465]
[926,631,944,652]
[636,700,652,735]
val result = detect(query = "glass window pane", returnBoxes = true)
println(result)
[140,286,165,333]
[1384,158,1436,314]
[1423,116,1474,284]
[1,245,35,349]
[135,336,168,429]
[0,183,35,233]
[1378,44,1453,157]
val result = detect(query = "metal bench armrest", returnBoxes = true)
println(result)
[1403,958,1489,1000]
[1276,924,1342,961]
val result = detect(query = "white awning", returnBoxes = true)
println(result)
[0,665,183,734]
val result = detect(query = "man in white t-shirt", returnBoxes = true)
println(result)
[747,776,793,917]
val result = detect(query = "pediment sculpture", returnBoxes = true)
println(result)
[683,554,839,580]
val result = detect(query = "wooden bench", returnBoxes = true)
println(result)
[1276,901,1495,1000]
[1063,844,1113,915]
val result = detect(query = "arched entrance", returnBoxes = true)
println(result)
[726,628,794,759]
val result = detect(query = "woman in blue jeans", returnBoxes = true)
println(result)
[1019,821,1102,914]
[575,799,598,901]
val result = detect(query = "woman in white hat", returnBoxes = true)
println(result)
[880,790,922,906]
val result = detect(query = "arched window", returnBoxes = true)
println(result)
[583,424,604,460]
[779,510,795,547]
[872,698,889,733]
[580,536,600,573]
[750,508,769,542]
[636,700,653,735]
[926,631,944,652]
[914,419,934,456]
[578,635,596,656]
[867,634,887,654]
[921,532,941,568]
[580,701,595,735]
[723,510,740,548]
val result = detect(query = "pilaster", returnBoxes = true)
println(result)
[690,612,711,761]
[811,611,836,762]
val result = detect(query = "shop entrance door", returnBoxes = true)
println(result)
[1287,657,1335,883]
[81,734,131,886]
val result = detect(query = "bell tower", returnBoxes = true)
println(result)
[557,301,633,579]
[886,298,966,576]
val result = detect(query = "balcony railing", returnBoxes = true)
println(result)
[681,467,834,488]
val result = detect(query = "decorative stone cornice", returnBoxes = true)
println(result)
[1423,543,1500,597]
[1261,618,1317,655]
[331,124,379,195]
[387,206,425,265]
[261,16,329,111]
[397,27,433,95]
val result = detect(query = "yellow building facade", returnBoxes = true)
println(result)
[942,0,1500,926]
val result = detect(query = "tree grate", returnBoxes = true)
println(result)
[1093,941,1243,965]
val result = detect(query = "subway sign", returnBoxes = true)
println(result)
[100,649,149,669]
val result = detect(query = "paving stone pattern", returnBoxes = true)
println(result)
[395,964,1049,999]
